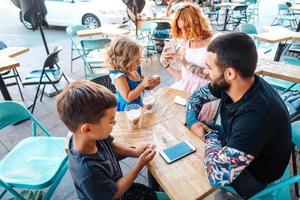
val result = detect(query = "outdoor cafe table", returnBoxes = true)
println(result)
[256,57,300,84]
[254,27,300,61]
[111,87,214,200]
[77,25,131,38]
[0,47,29,100]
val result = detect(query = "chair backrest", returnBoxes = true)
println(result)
[292,121,300,147]
[286,2,292,8]
[0,101,51,136]
[239,23,258,34]
[90,74,116,93]
[43,46,62,69]
[140,22,158,37]
[66,25,86,38]
[0,41,7,50]
[233,5,248,12]
[80,38,111,52]
[278,3,289,11]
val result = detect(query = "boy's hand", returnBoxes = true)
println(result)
[137,148,156,166]
[134,143,156,157]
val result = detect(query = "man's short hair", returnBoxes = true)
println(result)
[207,32,258,78]
[56,80,117,133]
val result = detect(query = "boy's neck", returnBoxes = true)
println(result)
[73,132,98,154]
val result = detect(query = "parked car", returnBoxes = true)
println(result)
[153,0,170,6]
[20,0,129,30]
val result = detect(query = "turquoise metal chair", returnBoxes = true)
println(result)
[0,101,68,200]
[222,121,300,199]
[138,22,158,62]
[271,4,297,29]
[291,121,300,197]
[239,23,272,54]
[80,38,111,79]
[223,165,292,199]
[66,25,86,73]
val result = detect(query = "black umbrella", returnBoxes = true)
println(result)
[122,0,146,37]
[11,0,50,54]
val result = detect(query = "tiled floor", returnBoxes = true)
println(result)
[1,0,300,199]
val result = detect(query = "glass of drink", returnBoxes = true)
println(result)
[142,91,155,114]
[125,104,142,130]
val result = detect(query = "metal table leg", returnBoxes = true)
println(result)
[0,73,12,100]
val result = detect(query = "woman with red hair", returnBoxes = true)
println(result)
[160,3,219,124]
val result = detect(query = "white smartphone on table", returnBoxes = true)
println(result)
[160,140,196,164]
[164,39,176,54]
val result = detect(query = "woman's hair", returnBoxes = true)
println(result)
[106,37,142,72]
[171,3,213,40]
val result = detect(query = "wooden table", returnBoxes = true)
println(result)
[112,88,214,200]
[77,25,131,38]
[0,47,29,58]
[256,58,300,83]
[0,47,29,100]
[254,28,300,61]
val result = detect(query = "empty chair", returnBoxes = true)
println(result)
[66,25,87,72]
[138,22,158,62]
[271,4,297,29]
[0,41,24,101]
[80,38,111,79]
[0,101,68,200]
[90,73,116,93]
[22,46,69,113]
[226,5,248,31]
[239,23,272,54]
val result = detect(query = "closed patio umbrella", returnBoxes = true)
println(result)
[10,0,50,54]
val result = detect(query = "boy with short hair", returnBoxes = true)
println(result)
[56,80,160,200]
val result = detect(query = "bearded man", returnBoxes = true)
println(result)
[186,32,291,199]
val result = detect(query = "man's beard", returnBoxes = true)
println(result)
[211,73,230,91]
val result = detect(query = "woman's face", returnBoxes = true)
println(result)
[177,19,190,40]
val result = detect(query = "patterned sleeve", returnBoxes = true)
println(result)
[185,84,218,128]
[204,131,254,187]
[109,70,125,85]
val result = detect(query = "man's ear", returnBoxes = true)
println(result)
[225,67,237,81]
[80,124,92,136]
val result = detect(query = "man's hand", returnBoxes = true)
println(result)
[190,122,212,141]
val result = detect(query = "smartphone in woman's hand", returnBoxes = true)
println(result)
[164,39,176,54]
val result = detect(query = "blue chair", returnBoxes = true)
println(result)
[271,4,297,29]
[66,25,87,73]
[291,121,300,197]
[222,166,291,199]
[80,38,111,79]
[0,101,68,200]
[138,22,158,62]
[223,121,300,199]
[239,23,272,54]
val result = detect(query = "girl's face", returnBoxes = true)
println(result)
[131,54,141,71]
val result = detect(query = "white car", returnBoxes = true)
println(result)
[20,0,129,29]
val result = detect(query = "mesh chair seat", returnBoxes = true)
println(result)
[0,137,66,188]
